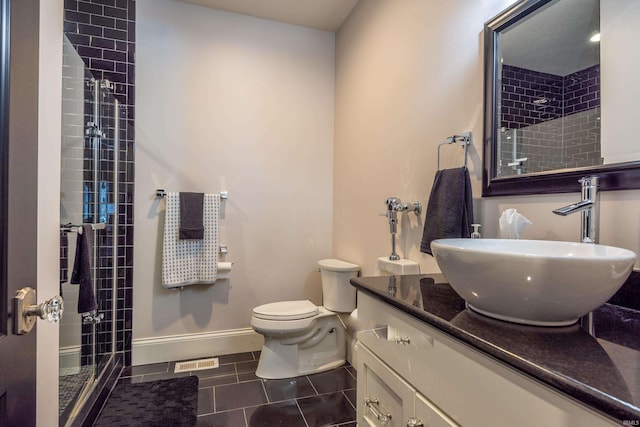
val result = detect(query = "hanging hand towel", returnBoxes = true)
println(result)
[420,167,474,256]
[179,192,205,239]
[70,225,98,313]
[162,192,219,288]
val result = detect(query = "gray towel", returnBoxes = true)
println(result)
[420,167,473,256]
[70,225,98,313]
[179,192,205,240]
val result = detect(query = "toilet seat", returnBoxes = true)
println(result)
[252,300,319,321]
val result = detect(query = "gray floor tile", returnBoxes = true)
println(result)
[215,380,268,412]
[245,400,307,427]
[197,409,246,427]
[307,367,356,394]
[262,376,317,402]
[297,391,356,426]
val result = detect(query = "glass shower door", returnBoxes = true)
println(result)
[59,35,119,426]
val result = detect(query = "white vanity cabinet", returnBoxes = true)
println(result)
[356,290,618,427]
[359,344,457,427]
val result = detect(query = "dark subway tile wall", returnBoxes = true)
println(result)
[499,64,601,175]
[64,0,135,367]
[562,65,600,115]
[500,64,600,131]
[64,0,135,113]
[500,65,563,130]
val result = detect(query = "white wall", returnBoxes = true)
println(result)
[334,0,640,276]
[334,0,517,275]
[134,0,335,361]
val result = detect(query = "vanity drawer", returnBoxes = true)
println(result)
[357,345,459,427]
[357,345,415,427]
[357,292,436,383]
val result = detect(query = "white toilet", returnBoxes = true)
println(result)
[251,259,359,379]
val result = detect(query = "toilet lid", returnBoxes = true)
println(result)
[252,300,319,321]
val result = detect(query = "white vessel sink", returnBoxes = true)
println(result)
[430,239,636,326]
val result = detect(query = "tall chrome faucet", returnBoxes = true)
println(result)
[552,176,599,244]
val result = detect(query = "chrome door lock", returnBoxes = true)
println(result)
[13,287,64,335]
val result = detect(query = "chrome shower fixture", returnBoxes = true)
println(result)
[384,197,422,260]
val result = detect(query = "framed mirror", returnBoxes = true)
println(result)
[483,0,640,196]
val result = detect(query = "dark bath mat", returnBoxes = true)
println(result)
[94,376,198,427]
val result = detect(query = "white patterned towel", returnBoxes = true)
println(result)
[162,192,220,288]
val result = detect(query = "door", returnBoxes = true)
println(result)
[0,0,52,425]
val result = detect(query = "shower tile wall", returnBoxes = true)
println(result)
[501,65,563,130]
[64,0,135,366]
[562,66,601,169]
[500,64,601,175]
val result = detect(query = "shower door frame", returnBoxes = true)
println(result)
[60,74,122,427]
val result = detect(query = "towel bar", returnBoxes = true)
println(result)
[437,132,471,170]
[155,189,228,200]
[60,222,106,234]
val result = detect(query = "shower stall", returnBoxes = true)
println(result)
[59,36,123,426]
[498,127,528,176]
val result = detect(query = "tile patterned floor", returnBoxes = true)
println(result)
[118,351,357,427]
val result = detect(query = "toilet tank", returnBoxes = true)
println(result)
[318,259,360,313]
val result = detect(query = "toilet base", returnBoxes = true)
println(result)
[255,348,345,379]
[255,316,346,379]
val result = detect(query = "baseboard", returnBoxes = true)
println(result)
[59,345,81,370]
[132,328,264,366]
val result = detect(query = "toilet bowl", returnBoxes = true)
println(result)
[251,259,359,379]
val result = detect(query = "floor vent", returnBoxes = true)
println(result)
[174,357,219,373]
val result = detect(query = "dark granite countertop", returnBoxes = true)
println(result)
[351,274,640,422]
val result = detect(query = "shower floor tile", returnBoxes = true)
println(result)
[118,351,357,427]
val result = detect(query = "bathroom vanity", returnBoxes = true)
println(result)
[351,274,640,426]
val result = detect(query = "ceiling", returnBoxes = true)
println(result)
[501,0,600,76]
[174,0,360,32]
[174,0,599,75]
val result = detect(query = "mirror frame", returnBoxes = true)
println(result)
[482,0,640,197]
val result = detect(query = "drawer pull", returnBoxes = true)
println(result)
[364,397,391,425]
[407,417,424,427]
[395,336,411,345]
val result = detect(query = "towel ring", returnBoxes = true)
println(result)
[437,132,471,170]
